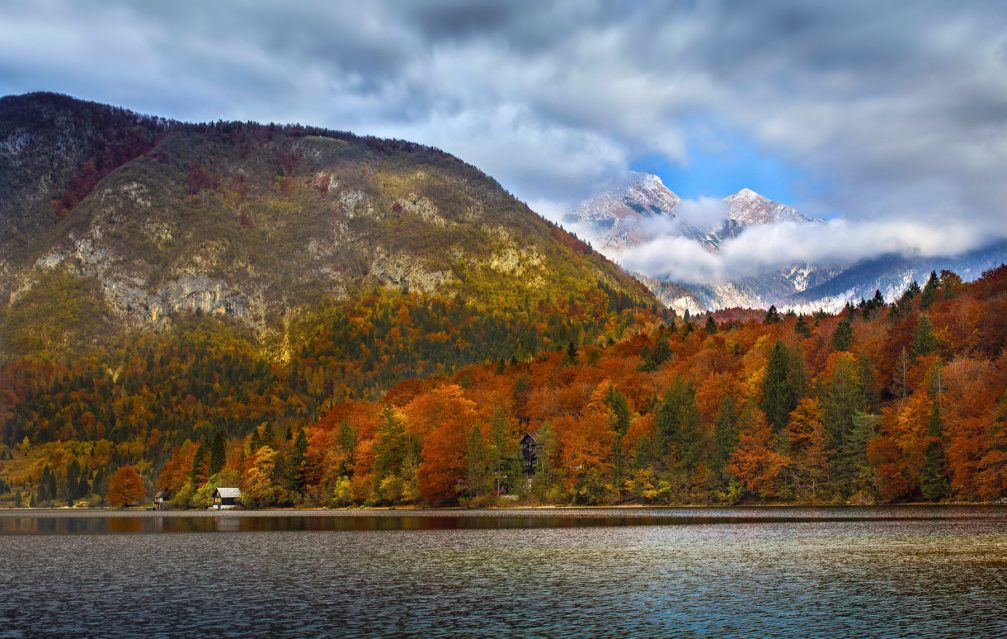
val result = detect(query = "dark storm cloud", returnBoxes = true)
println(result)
[2,0,1006,275]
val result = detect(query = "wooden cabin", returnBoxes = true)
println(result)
[520,431,541,476]
[212,487,241,510]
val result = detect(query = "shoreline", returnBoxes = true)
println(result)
[0,502,1002,518]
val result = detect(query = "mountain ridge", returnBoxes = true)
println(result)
[566,172,1006,314]
[0,92,657,361]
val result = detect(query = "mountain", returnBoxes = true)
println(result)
[787,240,1007,312]
[0,92,656,362]
[565,173,828,311]
[567,173,1007,314]
[564,173,680,250]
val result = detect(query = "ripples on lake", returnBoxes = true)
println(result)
[0,507,1005,638]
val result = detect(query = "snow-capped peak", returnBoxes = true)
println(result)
[723,188,808,225]
[563,173,681,249]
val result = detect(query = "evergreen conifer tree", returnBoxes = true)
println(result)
[920,402,950,501]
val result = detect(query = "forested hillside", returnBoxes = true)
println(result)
[0,92,653,360]
[3,266,1005,507]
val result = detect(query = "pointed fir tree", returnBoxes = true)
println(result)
[795,315,810,338]
[762,342,802,431]
[209,432,226,476]
[465,425,491,499]
[764,305,781,324]
[920,271,940,309]
[286,428,308,493]
[920,402,950,501]
[189,442,210,486]
[604,385,631,490]
[911,316,938,357]
[564,342,579,365]
[704,315,718,334]
[711,395,739,486]
[832,317,854,351]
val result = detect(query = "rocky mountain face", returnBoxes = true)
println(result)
[567,172,1006,314]
[566,173,681,249]
[0,92,654,360]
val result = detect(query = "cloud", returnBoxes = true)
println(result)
[614,216,995,285]
[2,0,1006,256]
[669,197,729,231]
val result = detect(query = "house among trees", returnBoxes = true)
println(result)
[212,487,241,510]
[153,491,170,510]
[520,432,541,476]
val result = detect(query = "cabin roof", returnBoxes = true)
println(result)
[214,487,241,498]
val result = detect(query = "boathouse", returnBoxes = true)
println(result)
[212,487,241,510]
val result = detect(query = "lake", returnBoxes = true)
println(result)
[1,506,1005,638]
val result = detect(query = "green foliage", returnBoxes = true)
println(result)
[920,403,950,501]
[711,395,739,486]
[832,318,854,352]
[911,316,939,357]
[820,357,870,496]
[762,342,807,431]
[286,428,308,494]
[209,432,226,476]
[0,270,115,361]
[920,271,939,309]
[795,315,810,337]
[465,426,492,500]
[638,330,672,371]
[372,406,411,482]
[654,378,702,475]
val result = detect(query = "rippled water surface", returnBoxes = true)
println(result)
[1,507,1005,638]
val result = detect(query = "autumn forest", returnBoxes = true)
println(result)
[2,265,1006,509]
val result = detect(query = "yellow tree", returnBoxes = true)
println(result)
[244,446,284,508]
[728,407,787,499]
[783,398,828,500]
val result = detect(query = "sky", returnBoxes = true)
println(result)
[2,0,1006,283]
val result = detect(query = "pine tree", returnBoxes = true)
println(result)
[488,409,518,494]
[795,315,810,337]
[564,342,579,365]
[372,406,408,481]
[821,354,866,494]
[920,402,950,501]
[839,412,878,498]
[911,316,938,357]
[920,271,939,309]
[529,422,560,500]
[286,429,308,493]
[704,315,717,334]
[762,342,803,431]
[711,395,739,485]
[465,425,491,499]
[209,432,226,475]
[832,317,854,351]
[189,442,209,486]
[654,378,702,474]
[605,385,631,490]
[764,305,781,324]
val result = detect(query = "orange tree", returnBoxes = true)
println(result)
[107,466,146,507]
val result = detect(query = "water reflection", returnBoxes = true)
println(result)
[0,506,1003,535]
[1,508,1005,638]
